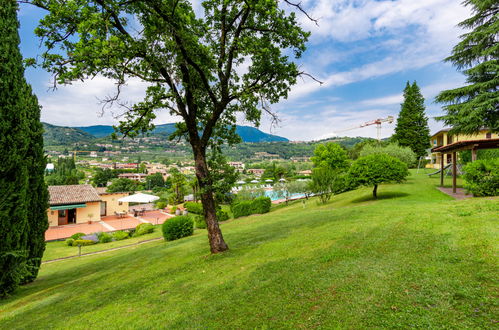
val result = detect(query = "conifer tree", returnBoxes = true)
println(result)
[393,82,431,158]
[22,85,49,284]
[0,0,30,296]
[435,0,498,133]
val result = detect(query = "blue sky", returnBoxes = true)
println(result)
[18,0,470,141]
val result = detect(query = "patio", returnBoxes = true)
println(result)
[45,210,174,241]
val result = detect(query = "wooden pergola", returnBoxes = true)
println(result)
[431,138,499,193]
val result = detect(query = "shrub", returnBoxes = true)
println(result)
[217,209,230,222]
[232,200,253,218]
[65,238,74,246]
[162,216,194,241]
[70,232,85,240]
[72,239,96,246]
[184,202,203,215]
[251,197,271,214]
[98,232,113,243]
[156,201,167,210]
[194,215,207,229]
[112,231,129,241]
[133,223,155,237]
[232,197,271,218]
[463,159,498,196]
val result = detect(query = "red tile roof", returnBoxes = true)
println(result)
[48,185,102,205]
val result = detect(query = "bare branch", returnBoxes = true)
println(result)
[283,0,319,26]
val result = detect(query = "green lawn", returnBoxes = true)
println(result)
[1,171,497,329]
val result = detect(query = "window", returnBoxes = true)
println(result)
[58,210,66,217]
[486,132,491,139]
[119,201,123,205]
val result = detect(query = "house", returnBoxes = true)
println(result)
[118,173,147,182]
[228,161,245,173]
[47,185,129,226]
[427,128,498,168]
[247,168,265,177]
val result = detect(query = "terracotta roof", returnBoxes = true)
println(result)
[48,185,102,205]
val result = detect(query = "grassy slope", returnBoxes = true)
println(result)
[1,172,497,329]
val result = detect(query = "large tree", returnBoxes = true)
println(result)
[435,0,498,134]
[392,81,430,158]
[0,0,47,295]
[28,0,314,253]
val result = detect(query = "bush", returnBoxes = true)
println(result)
[155,201,167,210]
[184,202,203,215]
[162,216,194,241]
[72,239,96,246]
[65,238,74,246]
[112,231,130,241]
[194,215,206,229]
[70,232,86,240]
[231,197,271,218]
[252,197,271,214]
[463,159,498,196]
[217,209,230,222]
[97,232,113,243]
[133,223,155,237]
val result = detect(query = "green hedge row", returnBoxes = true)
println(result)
[231,197,271,218]
[184,202,203,214]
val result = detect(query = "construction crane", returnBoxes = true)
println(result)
[334,116,394,142]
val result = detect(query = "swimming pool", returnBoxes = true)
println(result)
[264,190,306,201]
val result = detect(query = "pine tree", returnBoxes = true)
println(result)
[435,0,498,133]
[0,0,30,296]
[393,81,431,158]
[21,85,49,284]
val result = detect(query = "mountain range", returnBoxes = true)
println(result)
[43,122,288,146]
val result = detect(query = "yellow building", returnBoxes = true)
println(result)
[427,128,498,169]
[47,185,129,227]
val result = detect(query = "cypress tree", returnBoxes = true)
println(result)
[393,81,431,158]
[0,0,30,296]
[435,0,498,134]
[21,85,49,284]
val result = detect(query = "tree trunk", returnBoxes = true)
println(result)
[373,184,378,198]
[193,147,229,253]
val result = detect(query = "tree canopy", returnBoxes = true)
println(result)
[28,0,315,253]
[348,154,409,198]
[311,142,349,171]
[435,0,498,134]
[392,81,430,158]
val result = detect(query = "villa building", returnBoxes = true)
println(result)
[427,128,498,168]
[118,173,147,182]
[47,185,129,227]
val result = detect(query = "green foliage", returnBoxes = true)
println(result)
[236,186,265,201]
[72,240,96,247]
[310,167,342,204]
[92,168,115,187]
[459,149,499,164]
[435,1,499,134]
[217,210,230,222]
[112,231,130,241]
[167,168,187,205]
[311,143,349,171]
[232,197,271,218]
[349,154,409,198]
[146,173,165,190]
[162,216,194,241]
[107,178,142,193]
[194,215,207,229]
[392,81,430,158]
[360,143,417,168]
[65,239,74,247]
[45,158,84,185]
[462,159,498,196]
[155,201,167,210]
[184,202,203,215]
[97,232,113,243]
[133,223,155,237]
[70,233,86,240]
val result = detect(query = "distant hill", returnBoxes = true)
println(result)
[74,123,289,143]
[42,123,95,146]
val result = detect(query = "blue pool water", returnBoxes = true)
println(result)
[264,190,306,201]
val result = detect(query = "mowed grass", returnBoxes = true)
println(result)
[1,171,497,329]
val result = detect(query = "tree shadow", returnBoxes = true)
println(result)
[351,191,410,203]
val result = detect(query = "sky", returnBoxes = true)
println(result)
[18,0,471,141]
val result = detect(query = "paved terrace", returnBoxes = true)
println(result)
[45,210,173,241]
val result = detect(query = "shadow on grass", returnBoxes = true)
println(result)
[351,191,410,203]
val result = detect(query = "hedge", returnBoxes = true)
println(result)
[72,239,96,246]
[133,223,155,237]
[162,216,194,241]
[184,202,203,215]
[232,197,271,218]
